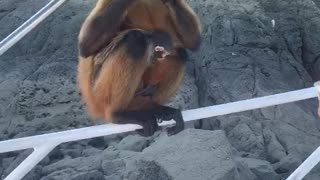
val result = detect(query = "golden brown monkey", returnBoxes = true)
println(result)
[77,0,202,136]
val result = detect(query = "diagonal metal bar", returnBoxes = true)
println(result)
[4,144,58,180]
[0,0,68,56]
[286,146,320,180]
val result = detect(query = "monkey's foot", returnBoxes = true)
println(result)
[114,110,160,137]
[114,105,184,137]
[154,106,184,135]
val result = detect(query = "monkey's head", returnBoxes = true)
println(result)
[149,30,173,61]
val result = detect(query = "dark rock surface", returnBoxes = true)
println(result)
[126,129,238,180]
[0,0,320,179]
[188,0,320,179]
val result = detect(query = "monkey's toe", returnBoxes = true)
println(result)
[136,118,159,137]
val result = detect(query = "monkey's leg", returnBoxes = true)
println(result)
[114,104,183,136]
[164,0,202,50]
[148,54,186,135]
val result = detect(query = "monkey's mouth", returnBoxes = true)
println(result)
[154,46,169,61]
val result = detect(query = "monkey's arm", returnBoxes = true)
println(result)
[163,0,202,51]
[79,0,136,57]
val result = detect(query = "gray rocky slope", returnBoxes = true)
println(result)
[0,0,320,179]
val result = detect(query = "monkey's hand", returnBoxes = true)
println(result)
[154,46,170,61]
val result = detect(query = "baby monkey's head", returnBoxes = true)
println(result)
[149,29,174,61]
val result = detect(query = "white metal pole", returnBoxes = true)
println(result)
[286,146,320,180]
[4,144,57,180]
[0,87,317,153]
[285,82,320,180]
[166,86,317,124]
[0,124,141,153]
[0,0,68,56]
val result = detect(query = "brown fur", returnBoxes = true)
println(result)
[77,0,201,123]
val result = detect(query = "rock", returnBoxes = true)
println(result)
[41,155,102,178]
[87,137,108,149]
[273,155,302,175]
[0,0,96,143]
[234,160,257,180]
[227,123,264,158]
[236,157,280,180]
[41,168,104,180]
[125,129,239,180]
[40,168,78,180]
[263,128,287,163]
[101,159,126,176]
[126,160,173,180]
[69,170,105,180]
[2,150,32,177]
[190,0,320,178]
[23,166,43,180]
[105,175,123,180]
[100,150,138,177]
[82,148,103,157]
[115,135,150,152]
[0,0,51,40]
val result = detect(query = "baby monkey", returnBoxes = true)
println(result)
[135,30,174,97]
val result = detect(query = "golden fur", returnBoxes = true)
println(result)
[77,0,201,123]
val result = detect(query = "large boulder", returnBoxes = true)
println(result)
[125,129,239,180]
[38,129,262,180]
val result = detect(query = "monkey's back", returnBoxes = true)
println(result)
[121,0,184,97]
[123,0,183,48]
[78,0,190,122]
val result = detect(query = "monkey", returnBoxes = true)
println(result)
[77,0,202,136]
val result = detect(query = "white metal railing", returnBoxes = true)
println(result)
[0,85,319,180]
[1,1,320,180]
[0,0,68,56]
